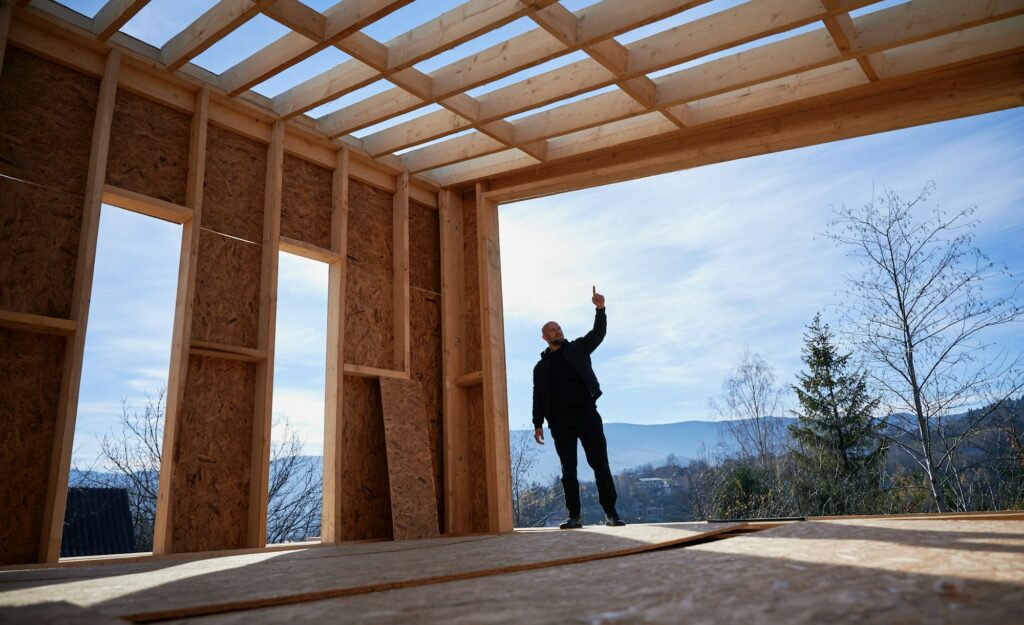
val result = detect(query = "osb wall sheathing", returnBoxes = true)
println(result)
[172,355,257,552]
[191,229,262,349]
[409,201,440,294]
[0,47,98,195]
[202,124,266,243]
[0,328,66,565]
[345,179,394,369]
[106,90,191,206]
[0,177,82,318]
[338,376,393,541]
[466,384,489,532]
[281,154,332,249]
[411,289,443,531]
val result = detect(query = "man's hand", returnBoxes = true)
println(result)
[534,428,545,445]
[592,286,605,309]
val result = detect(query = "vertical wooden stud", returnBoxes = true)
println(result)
[39,48,121,563]
[322,148,349,544]
[250,120,284,547]
[475,184,513,533]
[393,171,410,372]
[153,86,209,555]
[0,1,12,77]
[439,188,471,534]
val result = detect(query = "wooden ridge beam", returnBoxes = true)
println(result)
[414,0,1024,179]
[272,0,560,119]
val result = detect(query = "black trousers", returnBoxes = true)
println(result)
[549,404,617,517]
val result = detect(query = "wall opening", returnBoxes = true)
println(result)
[64,203,182,557]
[267,251,328,544]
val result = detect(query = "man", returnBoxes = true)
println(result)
[533,286,625,529]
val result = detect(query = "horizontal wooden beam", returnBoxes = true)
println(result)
[0,309,77,336]
[189,339,268,362]
[102,184,193,223]
[279,235,343,263]
[162,0,275,72]
[343,363,410,379]
[454,370,483,387]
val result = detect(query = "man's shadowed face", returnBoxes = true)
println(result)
[542,321,564,347]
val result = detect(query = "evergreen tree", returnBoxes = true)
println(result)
[789,314,887,515]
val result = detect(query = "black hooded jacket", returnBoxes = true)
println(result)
[532,308,606,429]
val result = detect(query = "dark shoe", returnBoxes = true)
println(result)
[559,516,583,529]
[604,513,626,527]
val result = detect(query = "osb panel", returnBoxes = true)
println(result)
[379,378,440,541]
[172,355,256,553]
[461,190,481,372]
[409,200,440,294]
[0,47,98,195]
[410,289,443,530]
[0,176,82,319]
[338,376,393,541]
[281,154,332,249]
[0,524,738,618]
[202,124,266,243]
[191,229,261,349]
[0,328,66,565]
[466,384,489,533]
[106,90,191,205]
[345,179,394,369]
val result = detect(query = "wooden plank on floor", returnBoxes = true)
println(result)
[0,523,741,621]
[379,377,440,541]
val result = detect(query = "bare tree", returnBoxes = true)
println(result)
[830,183,1024,512]
[712,350,788,467]
[509,428,542,527]
[76,390,323,550]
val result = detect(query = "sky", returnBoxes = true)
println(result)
[58,0,1024,464]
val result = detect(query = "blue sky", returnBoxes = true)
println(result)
[60,0,1024,463]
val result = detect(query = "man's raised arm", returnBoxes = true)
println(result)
[578,286,606,354]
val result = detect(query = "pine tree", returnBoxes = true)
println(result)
[789,314,887,515]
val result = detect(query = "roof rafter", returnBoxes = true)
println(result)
[92,0,151,41]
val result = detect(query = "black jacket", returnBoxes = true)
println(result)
[532,308,606,429]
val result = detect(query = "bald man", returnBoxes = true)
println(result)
[532,287,624,529]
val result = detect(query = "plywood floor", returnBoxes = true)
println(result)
[0,522,736,623]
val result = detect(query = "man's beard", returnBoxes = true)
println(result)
[548,337,566,347]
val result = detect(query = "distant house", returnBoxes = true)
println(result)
[637,477,673,493]
[61,488,137,557]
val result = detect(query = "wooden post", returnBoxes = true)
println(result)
[249,120,284,547]
[439,188,471,534]
[39,48,121,563]
[322,147,349,544]
[475,184,513,533]
[153,86,209,556]
[393,171,410,372]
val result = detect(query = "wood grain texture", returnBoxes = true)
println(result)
[379,377,441,541]
[171,355,257,553]
[0,176,81,319]
[465,384,489,533]
[0,523,740,620]
[191,229,261,349]
[409,200,440,294]
[0,328,66,565]
[280,153,332,250]
[338,375,393,541]
[460,189,481,372]
[106,90,191,206]
[0,47,98,195]
[410,289,443,531]
[202,124,266,243]
[345,180,394,369]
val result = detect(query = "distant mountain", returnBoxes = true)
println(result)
[512,417,796,483]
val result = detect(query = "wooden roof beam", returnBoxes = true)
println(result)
[425,16,1024,189]
[272,0,560,119]
[313,0,712,135]
[92,0,151,41]
[162,0,279,72]
[821,2,881,81]
[220,0,412,96]
[356,0,884,157]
